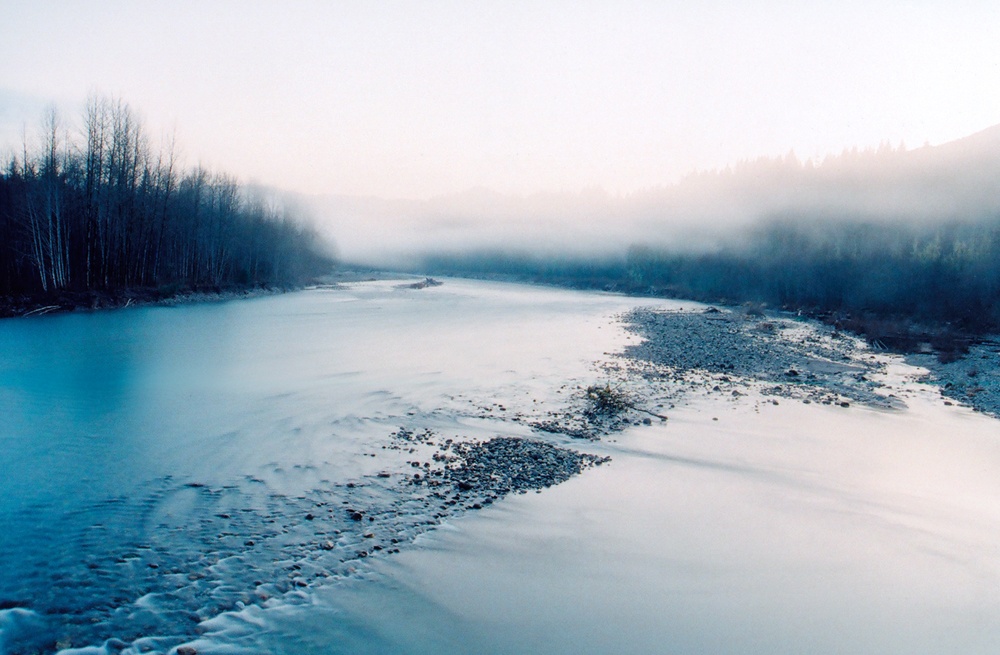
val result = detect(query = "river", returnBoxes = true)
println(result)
[2,278,999,654]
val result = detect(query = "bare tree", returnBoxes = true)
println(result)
[0,94,334,300]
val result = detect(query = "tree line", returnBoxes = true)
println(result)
[413,134,1000,346]
[0,96,333,298]
[416,214,1000,343]
[623,217,1000,331]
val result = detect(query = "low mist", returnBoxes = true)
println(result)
[307,123,1000,268]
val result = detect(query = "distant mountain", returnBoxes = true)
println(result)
[929,122,1000,162]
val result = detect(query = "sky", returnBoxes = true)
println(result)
[2,1,1000,200]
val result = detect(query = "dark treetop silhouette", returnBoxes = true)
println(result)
[0,96,333,312]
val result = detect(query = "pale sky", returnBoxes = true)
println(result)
[2,1,999,199]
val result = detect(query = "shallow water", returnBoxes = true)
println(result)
[4,279,1000,654]
[250,386,1000,655]
[0,278,668,653]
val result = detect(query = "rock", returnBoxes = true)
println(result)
[177,646,198,655]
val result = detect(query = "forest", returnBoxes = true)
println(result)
[418,214,1000,352]
[411,132,1000,351]
[622,217,1000,335]
[0,96,333,305]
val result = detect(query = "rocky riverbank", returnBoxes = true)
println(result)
[546,301,1000,434]
[522,302,909,444]
[617,304,897,408]
[908,339,1000,419]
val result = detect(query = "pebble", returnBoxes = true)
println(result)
[621,307,889,409]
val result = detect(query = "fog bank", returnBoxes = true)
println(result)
[307,124,1000,267]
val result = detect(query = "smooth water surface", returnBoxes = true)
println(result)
[0,279,668,653]
[256,387,1000,655]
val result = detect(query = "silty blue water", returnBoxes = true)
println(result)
[0,279,664,654]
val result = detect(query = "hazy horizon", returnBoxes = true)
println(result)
[304,124,1000,266]
[3,2,1000,201]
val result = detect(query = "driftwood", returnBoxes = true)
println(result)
[22,305,59,317]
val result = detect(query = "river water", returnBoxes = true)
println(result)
[0,279,665,654]
[2,279,1000,654]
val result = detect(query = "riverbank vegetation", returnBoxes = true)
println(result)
[0,96,334,311]
[418,215,1000,357]
[407,129,1000,355]
[418,216,1000,356]
[621,217,1000,353]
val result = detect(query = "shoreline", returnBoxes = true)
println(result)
[528,301,1000,445]
[405,270,1000,417]
[402,268,990,361]
[0,285,298,320]
[907,340,1000,419]
[0,269,441,320]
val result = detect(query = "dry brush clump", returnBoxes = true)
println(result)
[584,383,632,417]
